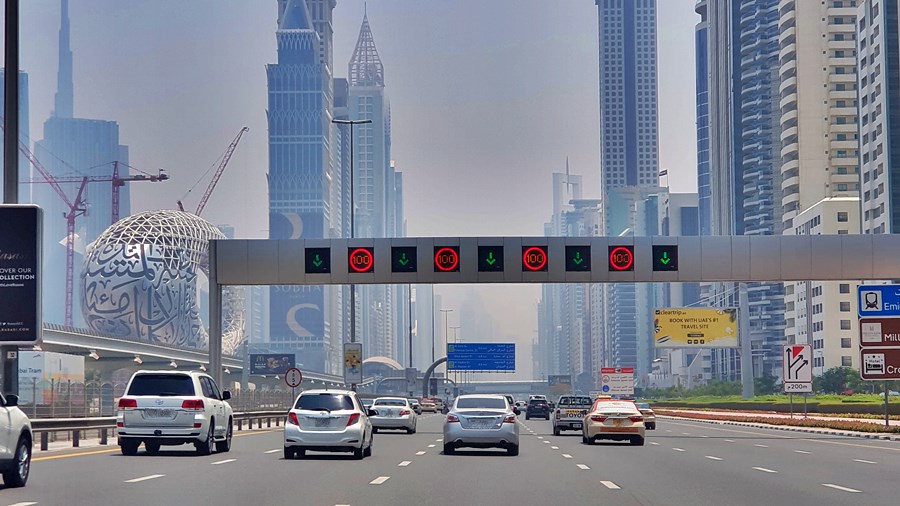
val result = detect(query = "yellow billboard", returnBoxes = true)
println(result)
[653,308,739,348]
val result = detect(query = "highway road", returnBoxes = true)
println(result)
[2,414,900,505]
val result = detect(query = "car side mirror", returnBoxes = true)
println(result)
[221,390,231,401]
[5,394,18,407]
[513,407,520,415]
[367,409,378,417]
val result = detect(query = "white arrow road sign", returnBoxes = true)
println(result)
[783,345,812,388]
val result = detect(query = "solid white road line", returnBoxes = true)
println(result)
[576,464,590,470]
[370,476,391,485]
[794,450,811,454]
[398,461,412,467]
[562,454,573,459]
[600,481,621,490]
[672,448,686,452]
[211,459,236,465]
[125,474,165,483]
[822,484,861,493]
[754,444,768,448]
[705,456,723,461]
[853,459,877,464]
[7,502,38,506]
[551,446,559,450]
[416,451,426,455]
[265,449,280,454]
[752,467,778,474]
[428,444,436,448]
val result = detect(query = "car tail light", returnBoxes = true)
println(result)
[400,409,410,416]
[447,414,459,423]
[118,398,137,409]
[116,421,123,428]
[590,415,607,423]
[288,412,299,425]
[555,411,561,419]
[629,415,644,423]
[346,413,361,426]
[503,415,516,423]
[181,399,204,410]
[194,423,202,428]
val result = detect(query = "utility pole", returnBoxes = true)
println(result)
[3,0,20,396]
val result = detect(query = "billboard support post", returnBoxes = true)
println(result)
[739,283,754,400]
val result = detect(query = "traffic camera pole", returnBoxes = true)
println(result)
[2,0,20,396]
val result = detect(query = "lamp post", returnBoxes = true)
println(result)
[449,325,461,386]
[332,118,372,392]
[440,309,453,378]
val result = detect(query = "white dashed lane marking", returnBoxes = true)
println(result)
[754,444,768,448]
[822,484,861,493]
[416,451,426,455]
[7,502,39,506]
[265,449,280,454]
[398,461,411,467]
[428,444,436,448]
[672,448,686,452]
[370,476,391,485]
[551,446,559,450]
[543,441,550,444]
[650,442,660,446]
[600,481,621,490]
[576,464,590,470]
[562,454,573,459]
[795,450,811,455]
[705,456,723,461]
[753,467,778,474]
[436,439,443,442]
[853,459,877,464]
[211,459,236,465]
[125,474,165,483]
[724,439,735,443]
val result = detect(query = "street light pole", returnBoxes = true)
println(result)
[440,309,453,378]
[450,325,460,387]
[332,118,371,392]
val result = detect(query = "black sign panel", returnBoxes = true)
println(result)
[0,206,41,344]
[249,353,296,375]
[392,246,417,273]
[478,246,504,272]
[565,245,591,272]
[304,247,331,274]
[652,245,678,271]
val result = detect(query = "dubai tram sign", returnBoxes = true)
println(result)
[210,235,900,286]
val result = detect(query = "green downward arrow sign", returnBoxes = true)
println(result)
[399,253,409,266]
[312,255,323,267]
[660,252,670,265]
[486,252,496,265]
[573,252,583,265]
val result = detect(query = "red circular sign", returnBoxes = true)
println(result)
[434,247,460,272]
[348,247,374,273]
[284,367,303,388]
[522,246,548,271]
[609,246,634,271]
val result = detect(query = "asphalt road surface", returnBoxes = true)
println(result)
[2,413,899,505]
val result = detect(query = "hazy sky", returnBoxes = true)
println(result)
[7,0,699,378]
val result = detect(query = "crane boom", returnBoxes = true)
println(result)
[194,126,249,216]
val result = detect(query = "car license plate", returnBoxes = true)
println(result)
[143,409,173,418]
[314,417,331,427]
[471,419,494,429]
[573,423,582,429]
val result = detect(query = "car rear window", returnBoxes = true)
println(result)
[635,403,651,410]
[127,374,195,396]
[456,397,507,409]
[374,399,406,406]
[529,399,547,405]
[295,393,355,411]
[593,401,639,413]
[559,396,592,406]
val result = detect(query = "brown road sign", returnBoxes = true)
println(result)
[860,348,900,380]
[860,318,900,348]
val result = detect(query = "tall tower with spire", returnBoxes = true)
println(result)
[266,0,335,372]
[33,0,130,327]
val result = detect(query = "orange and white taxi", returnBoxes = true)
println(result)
[581,398,645,446]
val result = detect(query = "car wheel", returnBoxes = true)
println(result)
[525,414,531,420]
[195,421,215,456]
[283,447,295,459]
[372,427,379,434]
[353,445,365,460]
[553,426,560,436]
[121,439,140,456]
[215,420,233,453]
[364,435,373,457]
[648,423,656,430]
[2,435,31,487]
[144,440,161,455]
[443,443,455,455]
[631,437,645,446]
[507,444,519,456]
[582,434,589,444]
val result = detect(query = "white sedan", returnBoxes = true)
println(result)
[370,397,417,434]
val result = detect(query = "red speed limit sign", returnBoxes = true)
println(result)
[284,368,303,388]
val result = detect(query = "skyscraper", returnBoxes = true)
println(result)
[695,1,711,237]
[266,0,335,372]
[596,0,660,373]
[34,0,130,327]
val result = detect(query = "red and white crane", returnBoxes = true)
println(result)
[177,126,249,216]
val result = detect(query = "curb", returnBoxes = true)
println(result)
[657,415,900,441]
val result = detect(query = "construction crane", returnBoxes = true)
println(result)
[35,161,169,223]
[177,126,249,216]
[16,141,168,326]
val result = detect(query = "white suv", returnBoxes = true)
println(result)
[117,370,233,456]
[0,393,32,487]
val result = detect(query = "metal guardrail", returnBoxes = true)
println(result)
[31,410,288,452]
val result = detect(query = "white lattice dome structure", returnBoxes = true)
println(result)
[80,210,245,353]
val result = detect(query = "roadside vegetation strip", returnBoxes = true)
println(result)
[657,409,900,434]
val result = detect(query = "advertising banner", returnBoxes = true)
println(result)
[249,354,295,375]
[344,342,363,384]
[653,308,738,348]
[0,205,42,345]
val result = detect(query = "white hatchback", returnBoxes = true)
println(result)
[284,390,374,459]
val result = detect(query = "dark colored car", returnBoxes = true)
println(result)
[525,399,550,420]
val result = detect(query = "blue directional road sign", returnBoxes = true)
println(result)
[858,285,900,317]
[447,343,515,371]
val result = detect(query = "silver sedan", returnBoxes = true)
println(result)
[370,397,417,434]
[443,394,519,456]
